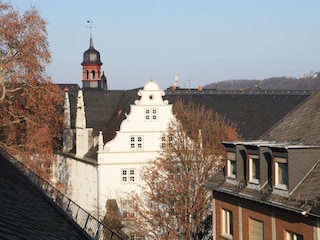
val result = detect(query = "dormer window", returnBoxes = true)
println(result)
[227,152,236,179]
[275,157,288,190]
[249,155,260,184]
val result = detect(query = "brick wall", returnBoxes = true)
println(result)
[214,192,315,240]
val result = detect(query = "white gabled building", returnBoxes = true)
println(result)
[97,80,174,215]
[55,50,175,219]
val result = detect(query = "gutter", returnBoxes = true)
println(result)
[202,182,318,218]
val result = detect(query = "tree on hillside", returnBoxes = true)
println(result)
[128,99,241,239]
[0,1,63,180]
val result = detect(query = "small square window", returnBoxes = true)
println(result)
[130,136,143,150]
[122,169,136,183]
[145,108,158,121]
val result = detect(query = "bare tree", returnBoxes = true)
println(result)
[0,1,63,180]
[128,100,241,239]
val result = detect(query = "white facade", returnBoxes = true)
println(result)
[97,80,174,217]
[55,80,175,219]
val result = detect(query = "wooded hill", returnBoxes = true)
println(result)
[204,75,320,90]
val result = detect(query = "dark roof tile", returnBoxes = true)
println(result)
[0,155,88,239]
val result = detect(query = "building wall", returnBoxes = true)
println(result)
[54,154,98,217]
[213,192,316,240]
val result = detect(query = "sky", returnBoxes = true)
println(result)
[9,0,320,90]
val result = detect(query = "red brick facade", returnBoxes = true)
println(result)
[213,192,315,240]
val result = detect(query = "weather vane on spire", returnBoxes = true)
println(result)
[86,19,95,38]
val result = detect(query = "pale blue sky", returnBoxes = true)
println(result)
[10,0,320,89]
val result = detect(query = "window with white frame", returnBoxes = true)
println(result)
[275,157,288,190]
[222,208,233,237]
[145,108,158,121]
[122,169,136,183]
[227,152,236,179]
[285,230,303,240]
[250,218,264,240]
[130,136,143,150]
[161,135,173,148]
[249,154,260,184]
[121,200,135,219]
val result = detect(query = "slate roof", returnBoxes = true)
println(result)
[204,89,320,218]
[58,84,313,161]
[262,89,320,145]
[165,89,312,140]
[0,154,89,240]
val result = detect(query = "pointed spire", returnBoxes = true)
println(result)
[90,37,94,49]
[76,90,86,129]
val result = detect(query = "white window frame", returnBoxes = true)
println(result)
[285,230,303,240]
[121,200,135,219]
[275,157,288,190]
[130,136,143,151]
[227,152,236,179]
[222,208,233,238]
[145,108,158,121]
[161,135,173,148]
[121,169,136,184]
[249,154,260,184]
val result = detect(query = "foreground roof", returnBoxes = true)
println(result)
[0,154,89,239]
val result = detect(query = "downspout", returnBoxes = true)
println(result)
[97,131,104,220]
[97,163,100,220]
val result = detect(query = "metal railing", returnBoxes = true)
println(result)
[0,150,124,240]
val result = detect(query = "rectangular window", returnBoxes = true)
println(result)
[145,108,158,121]
[121,200,134,218]
[227,152,236,179]
[222,209,233,237]
[275,157,288,190]
[249,155,260,184]
[250,218,264,240]
[161,135,174,148]
[130,136,143,150]
[285,230,303,240]
[122,169,136,183]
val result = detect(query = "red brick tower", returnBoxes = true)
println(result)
[81,37,103,88]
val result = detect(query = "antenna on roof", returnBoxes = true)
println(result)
[174,74,179,86]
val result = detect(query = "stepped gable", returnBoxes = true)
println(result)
[58,84,80,129]
[165,89,313,140]
[262,90,320,145]
[0,155,88,239]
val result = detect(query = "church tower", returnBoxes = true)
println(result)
[81,36,105,88]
